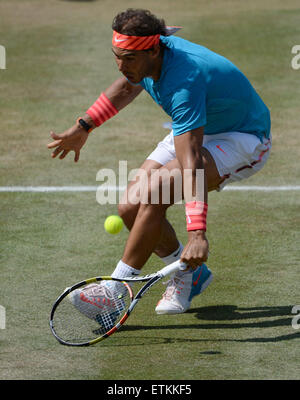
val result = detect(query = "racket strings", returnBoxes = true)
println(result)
[52,280,131,344]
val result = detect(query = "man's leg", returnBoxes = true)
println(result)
[118,159,180,259]
[69,148,223,320]
[119,147,224,269]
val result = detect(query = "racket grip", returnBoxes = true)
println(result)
[158,260,187,278]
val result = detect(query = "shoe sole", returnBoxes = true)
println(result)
[155,307,187,315]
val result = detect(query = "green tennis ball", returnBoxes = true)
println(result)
[104,215,124,234]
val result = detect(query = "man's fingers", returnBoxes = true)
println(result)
[51,146,63,158]
[47,131,65,149]
[50,131,63,140]
[180,256,197,269]
[181,255,207,269]
[74,150,80,162]
[59,150,70,159]
[48,131,84,162]
[47,139,62,149]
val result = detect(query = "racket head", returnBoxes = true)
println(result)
[49,277,133,346]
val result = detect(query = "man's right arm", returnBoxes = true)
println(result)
[104,76,144,111]
[82,76,143,128]
[47,77,143,161]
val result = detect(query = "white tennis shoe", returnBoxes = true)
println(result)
[68,281,125,323]
[155,264,213,314]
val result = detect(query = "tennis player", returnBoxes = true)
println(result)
[48,9,271,315]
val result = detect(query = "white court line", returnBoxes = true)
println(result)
[0,186,108,192]
[0,185,300,192]
[224,185,300,191]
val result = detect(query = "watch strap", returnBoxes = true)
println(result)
[76,118,93,133]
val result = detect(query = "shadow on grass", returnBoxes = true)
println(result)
[108,305,300,345]
[188,304,295,327]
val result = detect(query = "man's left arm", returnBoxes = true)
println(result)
[173,127,209,269]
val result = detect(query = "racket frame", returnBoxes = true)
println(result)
[49,260,186,346]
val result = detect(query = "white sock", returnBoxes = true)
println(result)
[161,242,192,276]
[111,260,141,279]
[160,242,184,265]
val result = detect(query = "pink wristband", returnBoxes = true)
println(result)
[86,93,118,127]
[185,201,208,232]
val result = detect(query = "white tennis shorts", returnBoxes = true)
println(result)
[147,130,272,190]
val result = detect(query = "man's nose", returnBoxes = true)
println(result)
[117,59,126,73]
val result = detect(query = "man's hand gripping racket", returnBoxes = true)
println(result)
[49,260,186,346]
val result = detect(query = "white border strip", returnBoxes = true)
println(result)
[0,185,299,192]
[224,185,300,191]
[0,186,106,192]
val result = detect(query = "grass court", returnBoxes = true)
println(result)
[0,0,299,380]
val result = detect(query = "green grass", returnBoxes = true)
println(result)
[0,191,299,380]
[0,0,299,381]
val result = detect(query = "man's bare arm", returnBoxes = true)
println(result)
[173,127,209,269]
[47,77,143,161]
[82,77,143,128]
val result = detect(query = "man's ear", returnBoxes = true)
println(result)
[149,44,161,59]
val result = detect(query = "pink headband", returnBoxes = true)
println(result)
[112,26,182,51]
[112,31,160,50]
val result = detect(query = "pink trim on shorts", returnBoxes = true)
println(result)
[222,138,271,180]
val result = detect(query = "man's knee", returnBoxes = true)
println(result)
[117,201,138,228]
[118,202,129,219]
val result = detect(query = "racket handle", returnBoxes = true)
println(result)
[158,260,187,278]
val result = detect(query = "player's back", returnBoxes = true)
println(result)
[159,35,271,139]
[139,35,270,139]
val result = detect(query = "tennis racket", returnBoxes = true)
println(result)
[49,259,186,346]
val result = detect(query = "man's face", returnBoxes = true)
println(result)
[112,46,158,84]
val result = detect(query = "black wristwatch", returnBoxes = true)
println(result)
[76,118,93,133]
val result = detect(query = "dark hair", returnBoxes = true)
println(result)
[112,8,167,36]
